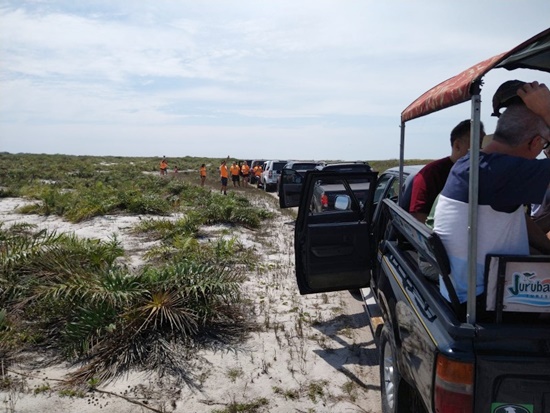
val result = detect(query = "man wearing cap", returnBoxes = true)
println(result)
[434,81,550,304]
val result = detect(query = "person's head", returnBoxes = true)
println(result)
[244,161,248,165]
[491,79,527,118]
[449,119,485,162]
[221,160,226,165]
[494,103,550,159]
[201,163,205,167]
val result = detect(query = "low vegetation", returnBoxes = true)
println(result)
[0,152,427,410]
[0,153,275,385]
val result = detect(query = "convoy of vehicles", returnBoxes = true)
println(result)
[280,28,550,413]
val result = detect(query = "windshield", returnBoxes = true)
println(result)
[288,163,319,170]
[273,162,287,171]
[323,164,371,173]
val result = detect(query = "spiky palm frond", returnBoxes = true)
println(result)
[129,290,198,336]
[62,302,118,357]
[36,268,143,310]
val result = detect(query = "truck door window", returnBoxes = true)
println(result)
[374,174,394,203]
[311,177,370,214]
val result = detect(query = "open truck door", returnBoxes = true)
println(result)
[292,170,378,294]
[278,168,305,208]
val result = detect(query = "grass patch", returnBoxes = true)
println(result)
[212,397,269,413]
[0,153,275,386]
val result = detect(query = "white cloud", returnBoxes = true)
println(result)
[1,0,549,160]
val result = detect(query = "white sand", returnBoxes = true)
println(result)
[0,196,381,413]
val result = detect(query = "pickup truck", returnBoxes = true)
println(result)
[279,28,550,413]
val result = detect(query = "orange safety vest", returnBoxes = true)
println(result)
[241,164,250,174]
[220,164,228,178]
[230,165,240,176]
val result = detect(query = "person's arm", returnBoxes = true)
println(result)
[411,212,428,224]
[526,211,550,254]
[409,173,430,224]
[517,82,550,126]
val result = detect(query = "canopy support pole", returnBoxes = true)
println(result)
[466,82,482,325]
[399,122,405,200]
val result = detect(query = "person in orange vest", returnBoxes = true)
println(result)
[200,164,207,186]
[160,158,168,176]
[253,163,263,188]
[241,161,250,186]
[219,160,229,195]
[230,162,241,187]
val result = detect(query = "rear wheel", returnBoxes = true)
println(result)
[380,328,400,413]
[380,327,427,413]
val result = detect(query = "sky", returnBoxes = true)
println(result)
[1,1,549,161]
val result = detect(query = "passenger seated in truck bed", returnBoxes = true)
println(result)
[408,120,484,281]
[434,81,550,304]
[409,119,485,225]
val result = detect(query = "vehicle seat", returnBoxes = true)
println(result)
[398,172,417,212]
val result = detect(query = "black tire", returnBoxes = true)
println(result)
[380,327,401,413]
[380,327,427,413]
[348,289,362,301]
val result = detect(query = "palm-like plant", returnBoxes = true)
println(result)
[65,261,250,383]
[0,154,265,385]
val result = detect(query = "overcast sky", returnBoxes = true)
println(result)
[1,1,549,161]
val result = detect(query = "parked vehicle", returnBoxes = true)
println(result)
[277,161,325,203]
[280,28,550,413]
[311,162,373,212]
[261,160,289,192]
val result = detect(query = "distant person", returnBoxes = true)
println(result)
[160,158,168,176]
[200,164,207,186]
[409,119,485,224]
[219,160,228,195]
[230,162,241,187]
[173,165,178,174]
[253,163,263,188]
[241,161,250,186]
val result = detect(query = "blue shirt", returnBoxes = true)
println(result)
[434,152,550,302]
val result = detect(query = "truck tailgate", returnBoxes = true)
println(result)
[475,347,550,411]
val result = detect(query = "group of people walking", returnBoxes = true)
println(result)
[159,157,264,196]
[218,160,253,195]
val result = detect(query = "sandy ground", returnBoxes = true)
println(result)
[0,194,382,413]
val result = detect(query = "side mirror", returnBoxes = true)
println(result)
[334,195,351,211]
